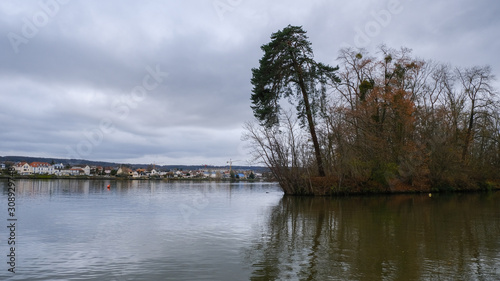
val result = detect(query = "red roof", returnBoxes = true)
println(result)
[30,162,50,167]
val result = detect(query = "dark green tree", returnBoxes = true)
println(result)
[250,25,340,177]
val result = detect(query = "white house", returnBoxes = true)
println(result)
[15,162,32,175]
[30,162,54,174]
[83,165,91,176]
[54,169,73,176]
[70,168,85,175]
[71,165,91,176]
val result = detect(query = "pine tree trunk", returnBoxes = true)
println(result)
[292,58,326,177]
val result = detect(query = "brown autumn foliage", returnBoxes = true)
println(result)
[245,45,500,195]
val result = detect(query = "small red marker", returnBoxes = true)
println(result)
[107,184,110,189]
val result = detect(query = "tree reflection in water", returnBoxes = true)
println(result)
[245,192,500,281]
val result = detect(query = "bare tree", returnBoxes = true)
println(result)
[456,66,496,162]
[243,111,314,195]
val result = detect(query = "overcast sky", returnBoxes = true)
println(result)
[1,0,499,166]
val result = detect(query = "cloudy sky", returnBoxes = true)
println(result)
[1,0,499,166]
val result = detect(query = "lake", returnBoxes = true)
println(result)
[1,179,499,280]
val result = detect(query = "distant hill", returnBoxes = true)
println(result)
[0,156,120,168]
[0,156,269,172]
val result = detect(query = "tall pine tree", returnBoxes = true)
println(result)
[251,25,340,177]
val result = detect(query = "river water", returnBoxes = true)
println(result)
[0,179,499,280]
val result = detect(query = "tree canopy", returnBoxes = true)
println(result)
[250,25,340,177]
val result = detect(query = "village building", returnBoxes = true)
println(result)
[15,162,32,175]
[117,166,133,177]
[71,165,91,176]
[30,162,54,174]
[53,163,65,170]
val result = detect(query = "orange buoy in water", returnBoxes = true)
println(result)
[107,184,110,189]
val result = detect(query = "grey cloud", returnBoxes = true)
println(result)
[1,0,498,165]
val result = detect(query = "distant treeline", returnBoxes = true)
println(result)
[246,26,500,195]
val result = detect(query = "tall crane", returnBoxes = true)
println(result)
[227,159,240,175]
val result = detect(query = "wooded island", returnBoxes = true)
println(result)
[246,25,499,195]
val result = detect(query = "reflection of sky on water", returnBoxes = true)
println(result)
[1,180,283,280]
[3,180,499,280]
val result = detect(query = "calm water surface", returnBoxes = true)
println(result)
[0,179,499,280]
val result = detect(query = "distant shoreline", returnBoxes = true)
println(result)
[3,175,498,196]
[0,174,266,182]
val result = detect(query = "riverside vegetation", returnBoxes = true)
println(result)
[245,25,500,195]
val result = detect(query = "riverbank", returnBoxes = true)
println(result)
[305,176,500,196]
